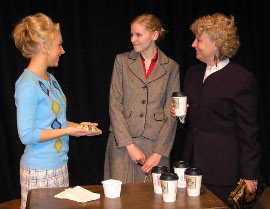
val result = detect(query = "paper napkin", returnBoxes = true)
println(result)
[54,186,100,203]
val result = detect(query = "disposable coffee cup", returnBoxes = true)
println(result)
[172,92,187,117]
[173,161,189,188]
[185,168,203,196]
[152,166,169,194]
[160,172,179,202]
[101,179,122,198]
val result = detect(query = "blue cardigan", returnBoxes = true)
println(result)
[15,69,69,170]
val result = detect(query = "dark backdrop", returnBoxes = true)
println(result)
[1,0,269,203]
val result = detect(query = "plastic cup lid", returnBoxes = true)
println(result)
[152,166,169,174]
[185,168,203,176]
[160,172,179,181]
[172,92,186,97]
[173,161,189,168]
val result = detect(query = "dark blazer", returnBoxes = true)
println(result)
[183,62,260,185]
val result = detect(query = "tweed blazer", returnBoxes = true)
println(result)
[109,48,180,157]
[183,62,260,185]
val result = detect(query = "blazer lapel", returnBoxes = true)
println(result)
[128,50,147,84]
[146,48,168,84]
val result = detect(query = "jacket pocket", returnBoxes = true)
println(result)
[154,112,165,121]
[123,109,132,118]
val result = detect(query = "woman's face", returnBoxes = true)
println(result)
[130,22,157,55]
[47,31,65,67]
[192,32,217,66]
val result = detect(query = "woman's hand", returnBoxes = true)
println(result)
[171,102,176,117]
[67,126,102,137]
[141,153,162,173]
[67,121,102,137]
[171,102,189,118]
[66,127,90,137]
[86,131,102,136]
[79,122,102,136]
[244,179,258,193]
[126,144,146,165]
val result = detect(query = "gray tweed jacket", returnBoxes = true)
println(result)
[109,48,180,157]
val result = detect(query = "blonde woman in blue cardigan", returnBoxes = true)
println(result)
[13,13,101,209]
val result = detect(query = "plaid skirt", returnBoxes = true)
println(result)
[20,163,69,209]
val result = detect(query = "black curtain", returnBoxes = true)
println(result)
[1,0,269,203]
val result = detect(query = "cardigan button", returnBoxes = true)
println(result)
[143,86,147,90]
[141,100,146,104]
[139,113,144,118]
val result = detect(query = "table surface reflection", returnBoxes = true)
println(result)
[26,182,228,209]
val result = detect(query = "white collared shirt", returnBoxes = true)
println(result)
[203,59,230,82]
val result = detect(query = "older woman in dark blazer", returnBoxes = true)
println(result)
[172,13,260,205]
[104,14,180,183]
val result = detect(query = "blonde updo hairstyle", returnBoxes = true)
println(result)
[12,13,60,58]
[190,13,240,61]
[131,14,166,42]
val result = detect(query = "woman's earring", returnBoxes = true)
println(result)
[214,54,218,67]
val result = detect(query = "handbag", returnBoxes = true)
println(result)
[228,177,266,209]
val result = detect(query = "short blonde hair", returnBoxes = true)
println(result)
[131,14,166,41]
[12,13,60,58]
[190,13,240,60]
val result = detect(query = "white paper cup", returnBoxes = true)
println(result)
[173,161,189,188]
[160,173,179,202]
[174,168,187,188]
[102,179,122,198]
[152,173,162,194]
[185,168,203,196]
[172,92,187,117]
[152,166,169,194]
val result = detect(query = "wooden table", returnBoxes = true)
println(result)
[26,182,228,209]
[253,187,270,209]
